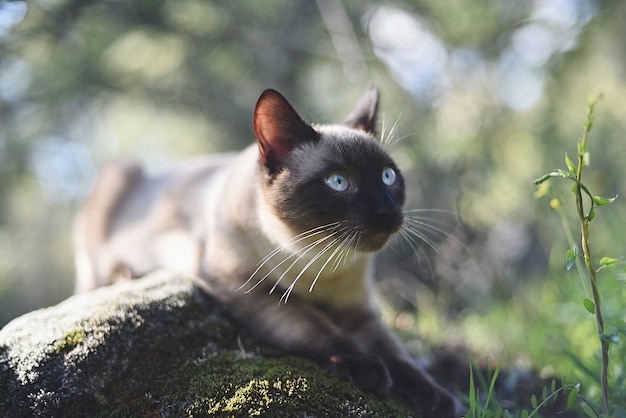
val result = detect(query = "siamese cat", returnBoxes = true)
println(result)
[74,86,460,417]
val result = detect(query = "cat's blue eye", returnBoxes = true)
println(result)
[382,167,396,186]
[325,173,349,192]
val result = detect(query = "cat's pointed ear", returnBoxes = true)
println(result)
[253,89,319,173]
[342,84,379,136]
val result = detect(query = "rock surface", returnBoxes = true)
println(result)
[0,271,414,417]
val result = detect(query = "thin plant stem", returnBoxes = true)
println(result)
[574,97,609,415]
[533,95,614,415]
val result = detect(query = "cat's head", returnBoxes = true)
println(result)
[253,86,405,253]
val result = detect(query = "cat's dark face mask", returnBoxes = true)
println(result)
[267,129,405,253]
[253,86,404,252]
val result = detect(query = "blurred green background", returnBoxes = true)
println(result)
[1,0,625,410]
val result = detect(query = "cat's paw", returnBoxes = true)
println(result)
[388,360,463,418]
[422,388,464,418]
[396,384,460,418]
[328,353,392,394]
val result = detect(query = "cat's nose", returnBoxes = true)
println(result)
[369,190,403,231]
[377,206,399,221]
[375,206,403,229]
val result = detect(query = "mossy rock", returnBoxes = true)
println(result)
[0,272,415,417]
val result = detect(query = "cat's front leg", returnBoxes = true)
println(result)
[326,351,391,394]
[334,306,461,417]
[213,286,392,394]
[386,358,460,418]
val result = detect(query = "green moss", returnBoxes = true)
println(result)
[207,377,308,415]
[68,347,414,417]
[180,353,415,417]
[53,330,85,354]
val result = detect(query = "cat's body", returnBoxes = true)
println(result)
[74,87,460,417]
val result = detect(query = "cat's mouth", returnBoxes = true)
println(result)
[357,229,399,252]
[356,214,403,252]
[358,233,391,252]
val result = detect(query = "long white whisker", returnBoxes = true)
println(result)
[403,218,454,241]
[380,113,387,145]
[309,230,358,292]
[257,222,342,267]
[386,114,401,145]
[388,132,414,147]
[332,231,359,272]
[403,215,467,251]
[330,236,348,273]
[280,234,345,303]
[403,208,460,217]
[403,216,457,230]
[267,231,342,295]
[403,209,459,235]
[400,223,443,254]
[380,113,402,146]
[398,227,419,251]
[237,222,341,292]
[270,233,339,302]
[390,225,439,287]
[270,224,353,298]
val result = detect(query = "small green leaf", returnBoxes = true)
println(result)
[616,320,626,335]
[587,208,595,222]
[565,153,576,173]
[565,249,577,271]
[592,195,618,206]
[533,169,574,185]
[533,173,551,185]
[468,364,476,416]
[600,257,619,267]
[583,298,595,314]
[531,394,538,408]
[566,387,578,409]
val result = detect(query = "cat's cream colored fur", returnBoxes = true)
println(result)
[74,87,460,417]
